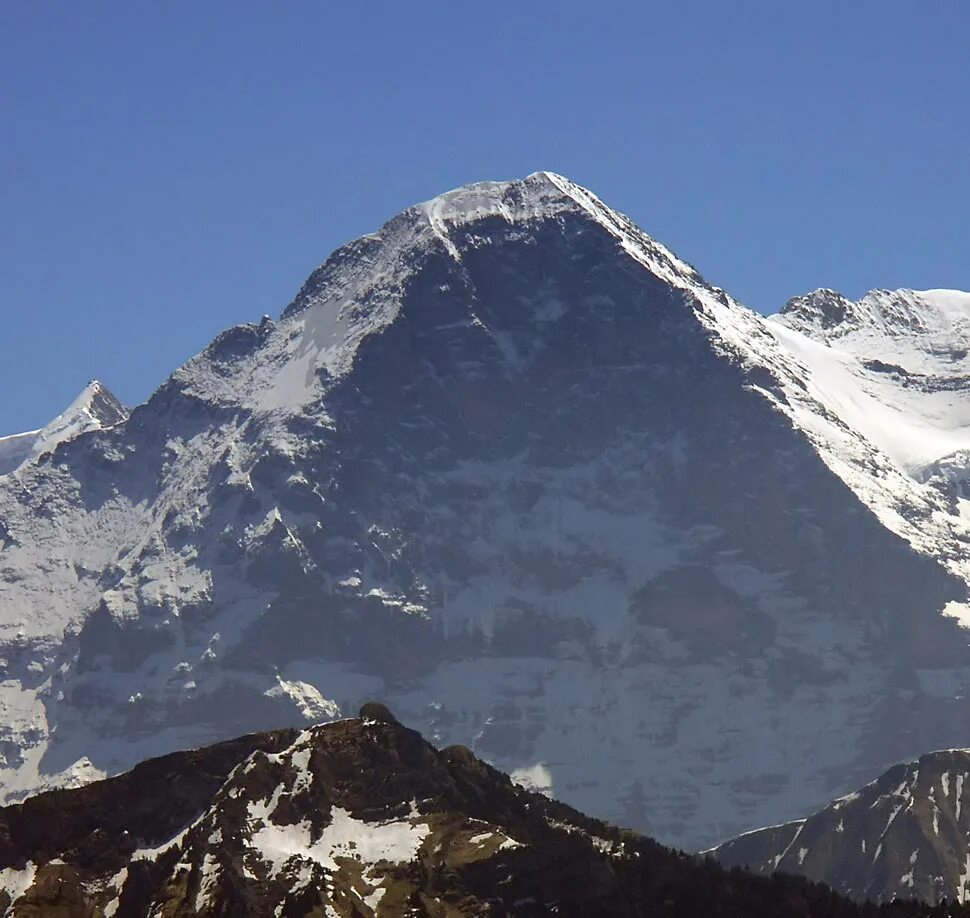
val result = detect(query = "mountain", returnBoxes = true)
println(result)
[2,172,970,852]
[713,748,970,905]
[0,708,961,917]
[774,287,970,486]
[0,380,128,476]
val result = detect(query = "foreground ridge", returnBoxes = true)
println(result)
[0,710,963,916]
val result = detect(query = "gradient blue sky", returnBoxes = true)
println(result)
[2,1,968,433]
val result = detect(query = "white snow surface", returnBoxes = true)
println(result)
[251,804,430,877]
[772,289,970,474]
[0,861,36,910]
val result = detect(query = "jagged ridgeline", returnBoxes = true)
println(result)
[2,173,970,856]
[0,710,963,916]
[715,748,970,905]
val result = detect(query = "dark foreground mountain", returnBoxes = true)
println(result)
[0,709,963,917]
[4,172,970,851]
[713,748,970,906]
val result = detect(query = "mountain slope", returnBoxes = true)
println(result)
[763,288,970,591]
[775,286,970,478]
[1,173,969,851]
[713,748,970,905]
[0,432,36,479]
[0,708,962,917]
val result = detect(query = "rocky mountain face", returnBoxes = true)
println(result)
[713,748,970,905]
[0,709,963,917]
[0,380,127,476]
[2,173,970,853]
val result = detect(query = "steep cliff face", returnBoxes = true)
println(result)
[1,173,969,850]
[0,712,959,917]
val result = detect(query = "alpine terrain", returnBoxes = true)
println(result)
[0,705,961,917]
[714,748,970,905]
[3,172,970,852]
[0,381,127,476]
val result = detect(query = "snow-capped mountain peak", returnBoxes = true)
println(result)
[35,379,128,451]
[3,173,970,856]
[779,287,970,348]
[186,171,715,420]
[778,288,858,335]
[0,379,127,476]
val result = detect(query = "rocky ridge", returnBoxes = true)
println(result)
[0,709,962,917]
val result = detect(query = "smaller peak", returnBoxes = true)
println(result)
[781,287,850,309]
[75,379,114,410]
[61,379,128,427]
[779,288,855,331]
[777,286,970,346]
[62,378,108,407]
[358,701,400,725]
[33,381,128,458]
[0,381,128,475]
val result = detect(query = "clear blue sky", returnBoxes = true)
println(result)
[2,1,968,433]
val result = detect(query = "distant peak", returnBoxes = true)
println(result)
[777,286,970,343]
[53,379,128,430]
[33,380,127,459]
[0,380,128,476]
[780,288,855,330]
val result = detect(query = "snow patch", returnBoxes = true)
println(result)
[0,861,35,910]
[251,804,429,877]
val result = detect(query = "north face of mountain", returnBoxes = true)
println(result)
[1,173,970,852]
[0,380,127,476]
[0,712,961,917]
[713,748,970,906]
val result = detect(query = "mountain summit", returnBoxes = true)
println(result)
[1,175,970,851]
[0,379,127,476]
